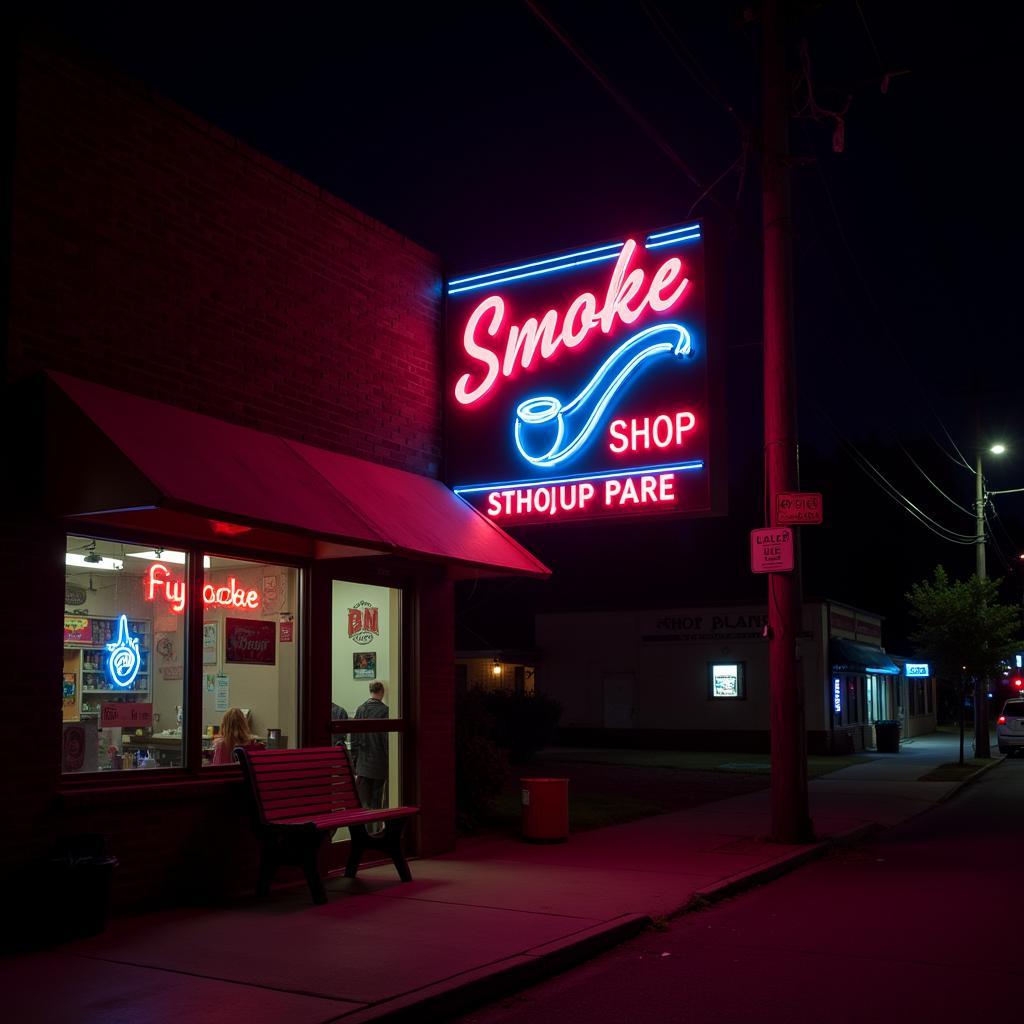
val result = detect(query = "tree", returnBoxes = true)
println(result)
[906,566,1020,763]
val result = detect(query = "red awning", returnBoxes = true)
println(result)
[45,372,549,578]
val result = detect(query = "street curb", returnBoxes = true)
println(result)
[331,825,885,1023]
[936,752,1006,803]
[678,822,880,914]
[331,913,649,1024]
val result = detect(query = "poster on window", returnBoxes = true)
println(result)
[353,651,376,680]
[214,674,230,711]
[202,622,218,665]
[224,618,276,665]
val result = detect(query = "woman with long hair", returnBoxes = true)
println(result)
[211,707,263,765]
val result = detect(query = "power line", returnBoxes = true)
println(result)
[897,441,975,518]
[523,0,709,195]
[638,0,748,132]
[813,402,976,545]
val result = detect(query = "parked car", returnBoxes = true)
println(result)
[996,699,1024,756]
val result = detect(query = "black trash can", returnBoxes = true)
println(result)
[874,720,901,753]
[49,834,119,942]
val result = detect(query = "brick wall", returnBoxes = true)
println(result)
[8,42,443,475]
[2,41,455,916]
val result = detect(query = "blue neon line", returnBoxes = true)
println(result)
[646,224,701,241]
[453,460,704,495]
[447,249,625,296]
[448,242,625,289]
[644,233,702,250]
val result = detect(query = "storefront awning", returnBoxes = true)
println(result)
[44,372,549,578]
[830,638,900,675]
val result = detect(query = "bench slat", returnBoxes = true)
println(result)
[263,794,357,814]
[274,806,419,828]
[254,782,356,798]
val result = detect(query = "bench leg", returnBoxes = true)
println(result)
[383,819,412,882]
[345,824,367,879]
[257,842,277,898]
[302,849,327,905]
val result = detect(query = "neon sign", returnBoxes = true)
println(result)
[446,222,720,524]
[106,614,142,688]
[833,678,842,715]
[905,663,930,677]
[143,562,260,614]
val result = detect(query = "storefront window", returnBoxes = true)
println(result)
[201,554,300,765]
[331,580,402,813]
[62,535,186,773]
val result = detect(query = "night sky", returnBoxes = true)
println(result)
[22,2,1024,646]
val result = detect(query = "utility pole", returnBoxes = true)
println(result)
[974,451,991,757]
[762,0,813,843]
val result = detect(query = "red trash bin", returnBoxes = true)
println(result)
[520,777,569,842]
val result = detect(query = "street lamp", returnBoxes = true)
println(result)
[973,442,1008,759]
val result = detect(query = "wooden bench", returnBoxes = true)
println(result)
[236,745,419,905]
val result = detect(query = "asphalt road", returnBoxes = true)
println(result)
[457,758,1024,1024]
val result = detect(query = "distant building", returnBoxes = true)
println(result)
[536,600,935,754]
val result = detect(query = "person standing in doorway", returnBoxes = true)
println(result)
[351,681,388,810]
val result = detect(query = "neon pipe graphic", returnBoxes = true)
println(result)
[513,323,693,468]
[646,224,701,241]
[105,614,142,689]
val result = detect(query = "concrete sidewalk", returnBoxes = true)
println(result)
[5,733,1001,1024]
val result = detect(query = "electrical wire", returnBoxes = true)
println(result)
[638,0,748,132]
[989,503,1023,556]
[523,0,710,194]
[813,402,976,545]
[985,510,1013,571]
[897,441,976,518]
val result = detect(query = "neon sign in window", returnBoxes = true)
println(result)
[834,678,842,715]
[446,221,718,526]
[106,614,142,689]
[143,562,260,614]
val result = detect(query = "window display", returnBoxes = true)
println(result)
[62,537,302,774]
[201,554,299,765]
[62,535,185,773]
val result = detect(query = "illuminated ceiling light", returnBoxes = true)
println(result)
[65,553,123,571]
[990,443,1007,455]
[127,550,211,568]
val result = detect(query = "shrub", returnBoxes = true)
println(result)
[455,688,509,829]
[480,688,563,764]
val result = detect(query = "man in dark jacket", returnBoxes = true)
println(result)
[351,681,388,810]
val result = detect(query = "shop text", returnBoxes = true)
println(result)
[454,240,690,406]
[486,472,676,520]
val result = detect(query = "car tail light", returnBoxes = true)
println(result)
[998,716,1007,724]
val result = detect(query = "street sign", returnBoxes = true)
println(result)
[776,491,823,525]
[750,527,794,573]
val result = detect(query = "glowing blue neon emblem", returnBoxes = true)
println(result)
[105,614,142,689]
[513,323,693,469]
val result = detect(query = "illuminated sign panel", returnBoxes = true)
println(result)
[446,224,720,525]
[710,663,742,699]
[905,663,930,677]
